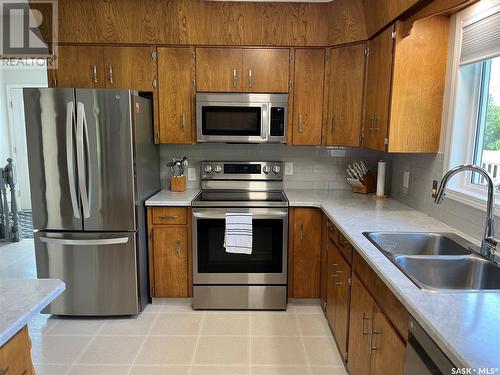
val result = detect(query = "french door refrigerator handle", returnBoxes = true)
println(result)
[76,102,91,219]
[66,101,80,218]
[40,236,129,246]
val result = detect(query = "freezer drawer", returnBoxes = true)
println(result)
[35,231,139,316]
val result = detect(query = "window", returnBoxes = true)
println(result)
[443,1,500,209]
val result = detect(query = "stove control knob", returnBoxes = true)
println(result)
[263,165,271,174]
[272,165,281,174]
[214,164,222,173]
[204,165,212,174]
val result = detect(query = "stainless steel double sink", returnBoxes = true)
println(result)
[364,232,500,291]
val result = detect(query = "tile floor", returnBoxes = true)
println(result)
[1,240,347,375]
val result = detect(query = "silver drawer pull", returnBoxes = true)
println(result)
[177,239,182,256]
[181,112,186,131]
[108,65,114,84]
[248,69,253,88]
[92,65,98,84]
[233,68,237,89]
[298,114,303,134]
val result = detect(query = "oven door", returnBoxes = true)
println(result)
[192,207,288,285]
[196,101,268,143]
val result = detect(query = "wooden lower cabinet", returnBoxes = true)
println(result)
[291,208,322,298]
[148,207,191,298]
[0,326,35,375]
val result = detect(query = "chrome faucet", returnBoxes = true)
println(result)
[434,164,498,262]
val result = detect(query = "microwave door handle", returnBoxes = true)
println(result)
[262,104,268,140]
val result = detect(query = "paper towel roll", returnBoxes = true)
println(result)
[376,160,386,197]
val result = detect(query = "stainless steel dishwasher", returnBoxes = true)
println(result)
[405,317,455,374]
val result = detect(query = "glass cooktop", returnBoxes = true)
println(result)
[192,190,288,207]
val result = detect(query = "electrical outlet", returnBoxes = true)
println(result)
[188,167,197,181]
[285,162,293,175]
[403,170,410,189]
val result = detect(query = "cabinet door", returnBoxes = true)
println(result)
[153,227,188,297]
[56,45,104,88]
[158,47,194,144]
[319,214,329,311]
[103,46,156,91]
[347,275,375,375]
[292,208,322,298]
[332,247,351,362]
[195,48,243,92]
[242,49,289,93]
[363,26,394,151]
[292,49,325,145]
[325,238,337,329]
[370,304,406,375]
[325,44,365,147]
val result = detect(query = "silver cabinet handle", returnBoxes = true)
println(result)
[40,237,129,246]
[370,329,381,350]
[181,112,186,131]
[65,101,80,219]
[298,114,303,134]
[248,69,253,88]
[362,313,372,335]
[76,102,91,219]
[299,223,303,241]
[368,116,374,132]
[159,215,178,219]
[373,116,379,131]
[176,239,182,256]
[233,68,237,89]
[330,115,334,134]
[92,65,98,84]
[108,65,114,84]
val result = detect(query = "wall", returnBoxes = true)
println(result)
[161,144,386,190]
[390,153,500,241]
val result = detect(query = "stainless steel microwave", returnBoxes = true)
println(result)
[196,93,287,143]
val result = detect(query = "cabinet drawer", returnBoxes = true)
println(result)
[338,232,353,265]
[152,207,187,225]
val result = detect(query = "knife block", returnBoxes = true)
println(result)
[170,175,186,192]
[352,171,376,194]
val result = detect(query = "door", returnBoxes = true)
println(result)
[195,48,243,92]
[35,231,138,315]
[158,47,194,144]
[193,208,288,285]
[55,46,105,88]
[347,274,376,375]
[242,49,290,93]
[369,304,406,375]
[325,44,366,147]
[103,46,156,91]
[23,88,83,231]
[76,89,136,231]
[363,26,394,151]
[292,208,322,298]
[332,246,351,361]
[153,226,188,297]
[292,49,325,145]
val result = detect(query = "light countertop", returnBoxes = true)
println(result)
[0,278,65,346]
[146,188,500,369]
[145,189,200,206]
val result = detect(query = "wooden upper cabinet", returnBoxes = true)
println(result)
[292,208,322,298]
[292,49,325,145]
[324,43,366,147]
[362,0,420,38]
[158,47,194,144]
[152,226,188,298]
[55,45,105,88]
[370,304,406,375]
[195,48,243,92]
[363,26,394,151]
[103,46,156,91]
[387,16,449,152]
[242,49,290,93]
[347,275,376,375]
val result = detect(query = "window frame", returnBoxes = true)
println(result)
[443,0,500,213]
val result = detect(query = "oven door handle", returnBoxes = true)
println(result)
[193,212,288,220]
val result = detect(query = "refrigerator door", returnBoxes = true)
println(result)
[35,231,139,315]
[23,88,83,231]
[75,89,136,231]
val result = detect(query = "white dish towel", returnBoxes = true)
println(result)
[224,213,253,254]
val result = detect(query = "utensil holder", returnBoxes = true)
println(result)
[170,175,186,192]
[351,172,376,194]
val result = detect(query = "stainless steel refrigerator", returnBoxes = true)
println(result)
[23,88,160,316]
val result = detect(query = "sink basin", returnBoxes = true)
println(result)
[394,256,500,291]
[364,232,474,256]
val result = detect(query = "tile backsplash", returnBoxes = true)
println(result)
[160,144,386,190]
[391,153,500,242]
